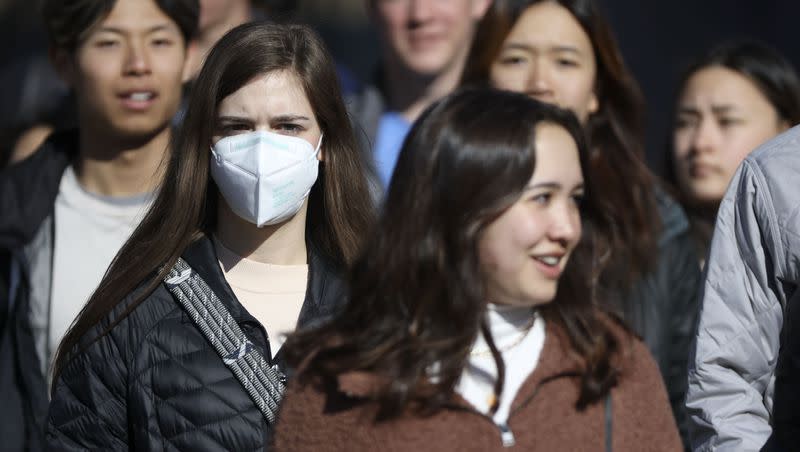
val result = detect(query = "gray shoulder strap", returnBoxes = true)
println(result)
[163,257,285,424]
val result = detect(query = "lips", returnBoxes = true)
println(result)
[118,90,158,111]
[532,253,566,279]
[688,162,719,178]
[407,32,443,50]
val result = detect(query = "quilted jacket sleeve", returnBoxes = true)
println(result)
[45,322,131,450]
[686,159,785,451]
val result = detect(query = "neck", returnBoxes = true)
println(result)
[382,54,467,122]
[197,6,252,61]
[75,125,170,197]
[215,195,308,265]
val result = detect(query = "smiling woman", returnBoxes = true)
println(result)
[45,22,375,450]
[461,2,703,444]
[273,88,681,452]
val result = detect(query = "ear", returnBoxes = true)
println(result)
[472,0,492,20]
[50,47,76,87]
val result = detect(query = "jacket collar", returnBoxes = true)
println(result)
[335,320,584,401]
[0,129,78,250]
[180,234,347,329]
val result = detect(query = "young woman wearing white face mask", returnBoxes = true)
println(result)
[46,22,375,450]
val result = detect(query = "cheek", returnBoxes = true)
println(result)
[490,67,521,92]
[567,78,595,110]
[155,51,188,79]
[672,129,693,159]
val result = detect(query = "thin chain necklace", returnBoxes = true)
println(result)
[469,313,537,357]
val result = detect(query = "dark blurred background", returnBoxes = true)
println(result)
[2,0,798,176]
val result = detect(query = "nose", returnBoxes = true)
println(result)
[524,61,555,104]
[548,201,581,246]
[123,40,151,76]
[408,0,434,26]
[691,118,717,154]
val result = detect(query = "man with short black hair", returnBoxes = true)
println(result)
[0,0,198,449]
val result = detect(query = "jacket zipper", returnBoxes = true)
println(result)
[444,371,579,448]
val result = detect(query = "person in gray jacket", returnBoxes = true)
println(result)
[687,125,800,451]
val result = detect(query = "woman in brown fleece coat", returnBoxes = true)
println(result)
[274,88,681,451]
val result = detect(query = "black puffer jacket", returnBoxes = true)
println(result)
[0,130,77,452]
[45,236,347,451]
[618,189,701,448]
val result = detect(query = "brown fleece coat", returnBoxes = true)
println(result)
[274,320,682,451]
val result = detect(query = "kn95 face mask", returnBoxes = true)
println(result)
[210,130,322,227]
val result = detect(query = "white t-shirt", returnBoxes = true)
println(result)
[456,304,546,425]
[48,166,153,371]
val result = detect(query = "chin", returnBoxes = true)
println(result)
[689,186,725,206]
[114,116,172,137]
[403,54,453,76]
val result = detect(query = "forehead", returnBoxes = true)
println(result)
[90,0,181,34]
[681,66,767,105]
[217,70,316,118]
[531,122,583,183]
[374,0,475,18]
[505,2,593,53]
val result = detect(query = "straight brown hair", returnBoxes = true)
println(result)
[51,22,375,386]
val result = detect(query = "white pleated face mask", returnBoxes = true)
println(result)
[210,130,322,227]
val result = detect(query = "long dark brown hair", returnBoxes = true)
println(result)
[462,0,660,296]
[52,22,375,385]
[283,88,623,419]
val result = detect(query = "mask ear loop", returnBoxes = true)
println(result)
[314,133,324,160]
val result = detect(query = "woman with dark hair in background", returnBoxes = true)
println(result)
[273,88,681,451]
[46,22,374,450]
[667,40,800,265]
[461,0,701,444]
[678,41,800,451]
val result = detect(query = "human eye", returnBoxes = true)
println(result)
[528,191,551,205]
[555,57,579,68]
[570,192,585,208]
[717,117,742,128]
[497,52,528,66]
[94,38,119,49]
[217,122,251,136]
[151,36,175,47]
[674,115,697,130]
[275,123,305,135]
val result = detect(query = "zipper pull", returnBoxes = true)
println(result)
[498,422,516,448]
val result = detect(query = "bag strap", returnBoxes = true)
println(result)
[163,257,286,424]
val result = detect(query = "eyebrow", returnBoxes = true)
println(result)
[677,105,737,116]
[525,181,585,190]
[502,42,583,56]
[217,115,312,123]
[96,24,178,36]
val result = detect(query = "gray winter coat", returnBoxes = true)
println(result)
[686,125,800,451]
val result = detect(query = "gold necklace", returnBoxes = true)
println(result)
[469,314,537,357]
